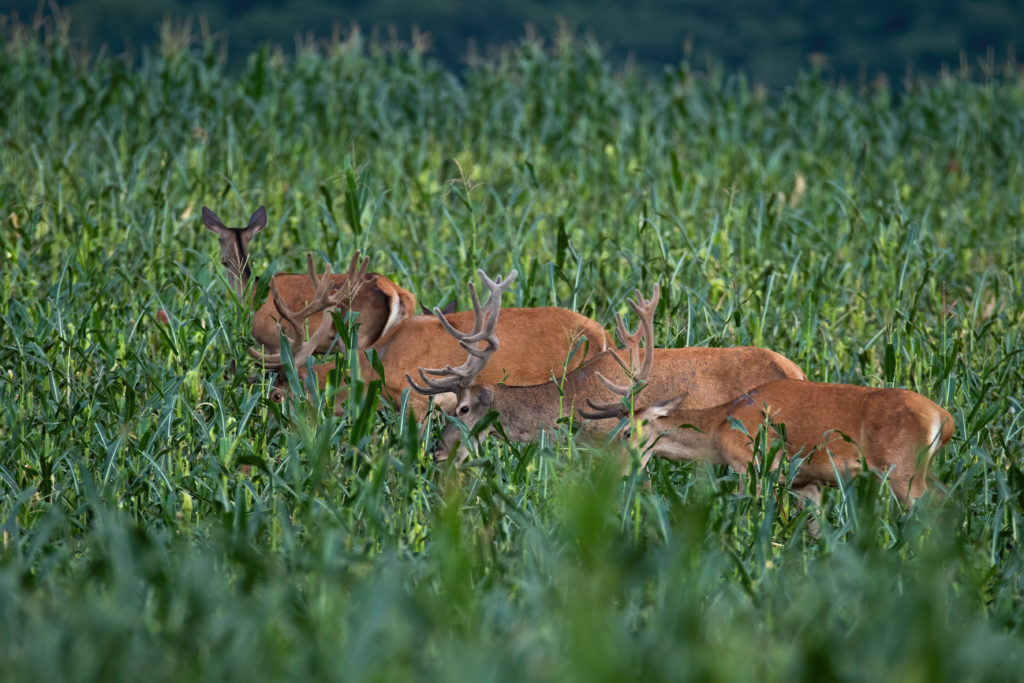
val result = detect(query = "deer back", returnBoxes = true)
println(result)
[568,345,806,432]
[638,345,805,406]
[425,344,807,454]
[376,306,612,392]
[270,305,611,412]
[252,272,417,352]
[713,380,952,500]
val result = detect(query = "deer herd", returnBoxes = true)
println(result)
[204,205,955,514]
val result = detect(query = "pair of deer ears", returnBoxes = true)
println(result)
[202,205,267,236]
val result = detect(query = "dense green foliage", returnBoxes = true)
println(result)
[6,0,1024,87]
[2,18,1024,683]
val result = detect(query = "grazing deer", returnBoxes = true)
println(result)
[408,279,806,461]
[202,205,417,351]
[585,378,955,504]
[250,258,614,414]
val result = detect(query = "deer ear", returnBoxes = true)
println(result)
[646,396,684,419]
[399,289,416,317]
[246,206,268,234]
[202,206,227,232]
[426,299,457,316]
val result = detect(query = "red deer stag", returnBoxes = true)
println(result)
[408,280,806,461]
[202,205,417,351]
[250,260,614,414]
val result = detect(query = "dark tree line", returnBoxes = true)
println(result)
[5,0,1022,85]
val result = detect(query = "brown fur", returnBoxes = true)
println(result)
[284,307,615,413]
[634,379,955,502]
[203,205,418,352]
[251,272,417,352]
[430,346,806,459]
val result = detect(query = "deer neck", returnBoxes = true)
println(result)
[675,404,732,433]
[490,382,566,442]
[230,264,248,299]
[484,352,634,442]
[644,395,759,466]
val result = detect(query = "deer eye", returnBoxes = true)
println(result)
[459,405,469,416]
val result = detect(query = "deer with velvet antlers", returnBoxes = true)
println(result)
[407,273,806,461]
[249,257,614,414]
[203,205,417,351]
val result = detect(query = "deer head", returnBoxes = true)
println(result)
[203,205,267,296]
[405,269,517,460]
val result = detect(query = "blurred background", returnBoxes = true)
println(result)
[4,0,1022,86]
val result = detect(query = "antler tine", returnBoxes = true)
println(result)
[404,365,468,396]
[248,308,339,370]
[431,268,517,343]
[596,284,660,393]
[305,252,319,287]
[581,284,660,418]
[345,249,370,282]
[436,281,486,340]
[282,250,371,335]
[289,309,341,367]
[248,254,356,373]
[462,269,516,343]
[578,396,634,420]
[404,335,498,395]
[456,270,516,348]
[626,283,659,384]
[327,250,370,309]
[274,254,335,324]
[406,269,517,397]
[605,312,639,378]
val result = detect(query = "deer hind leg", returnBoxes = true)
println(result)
[885,453,931,505]
[877,416,943,505]
[907,412,948,502]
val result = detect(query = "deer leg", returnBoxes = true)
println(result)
[792,484,823,538]
[715,426,757,495]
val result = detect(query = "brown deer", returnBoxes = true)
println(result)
[407,280,806,461]
[202,205,417,351]
[250,259,614,414]
[585,376,955,504]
